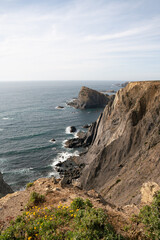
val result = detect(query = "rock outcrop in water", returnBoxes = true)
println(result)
[79,81,160,206]
[0,172,13,198]
[68,86,113,109]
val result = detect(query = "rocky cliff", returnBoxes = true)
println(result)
[0,172,13,198]
[68,86,113,109]
[79,81,160,206]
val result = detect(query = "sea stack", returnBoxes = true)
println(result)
[68,86,113,109]
[0,172,13,198]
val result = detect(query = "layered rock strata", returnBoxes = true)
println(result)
[79,81,160,206]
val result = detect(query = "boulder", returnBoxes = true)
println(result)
[50,138,56,142]
[83,124,90,128]
[141,182,160,204]
[70,126,76,133]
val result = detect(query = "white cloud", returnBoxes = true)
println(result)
[0,0,160,81]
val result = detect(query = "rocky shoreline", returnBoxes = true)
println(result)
[54,81,160,208]
[1,81,160,209]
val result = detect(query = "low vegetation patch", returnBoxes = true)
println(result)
[133,191,160,240]
[26,191,45,209]
[26,182,34,189]
[0,198,123,240]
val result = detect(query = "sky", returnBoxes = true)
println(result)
[0,0,160,81]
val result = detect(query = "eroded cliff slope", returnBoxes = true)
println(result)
[80,81,160,206]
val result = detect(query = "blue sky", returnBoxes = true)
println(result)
[0,0,160,81]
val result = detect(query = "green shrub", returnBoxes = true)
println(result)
[70,197,86,210]
[0,197,123,240]
[26,182,34,189]
[138,190,160,239]
[70,197,92,210]
[70,208,119,240]
[27,191,45,208]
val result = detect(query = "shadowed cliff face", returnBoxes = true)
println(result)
[0,172,13,198]
[68,86,112,109]
[80,81,160,206]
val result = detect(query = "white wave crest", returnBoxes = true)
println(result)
[48,150,79,178]
[62,139,68,148]
[4,167,33,174]
[51,151,79,167]
[2,117,14,120]
[65,126,78,138]
[65,126,72,134]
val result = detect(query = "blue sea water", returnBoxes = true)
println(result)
[0,81,121,191]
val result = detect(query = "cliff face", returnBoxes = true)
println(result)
[80,81,160,206]
[68,86,112,109]
[0,172,13,198]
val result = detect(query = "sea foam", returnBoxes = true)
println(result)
[51,151,79,167]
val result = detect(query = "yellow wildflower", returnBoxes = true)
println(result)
[34,227,36,230]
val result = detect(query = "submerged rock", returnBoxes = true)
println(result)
[56,106,64,109]
[50,138,56,142]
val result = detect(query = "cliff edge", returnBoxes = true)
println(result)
[79,81,160,206]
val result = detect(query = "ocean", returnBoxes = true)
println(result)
[0,81,121,191]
